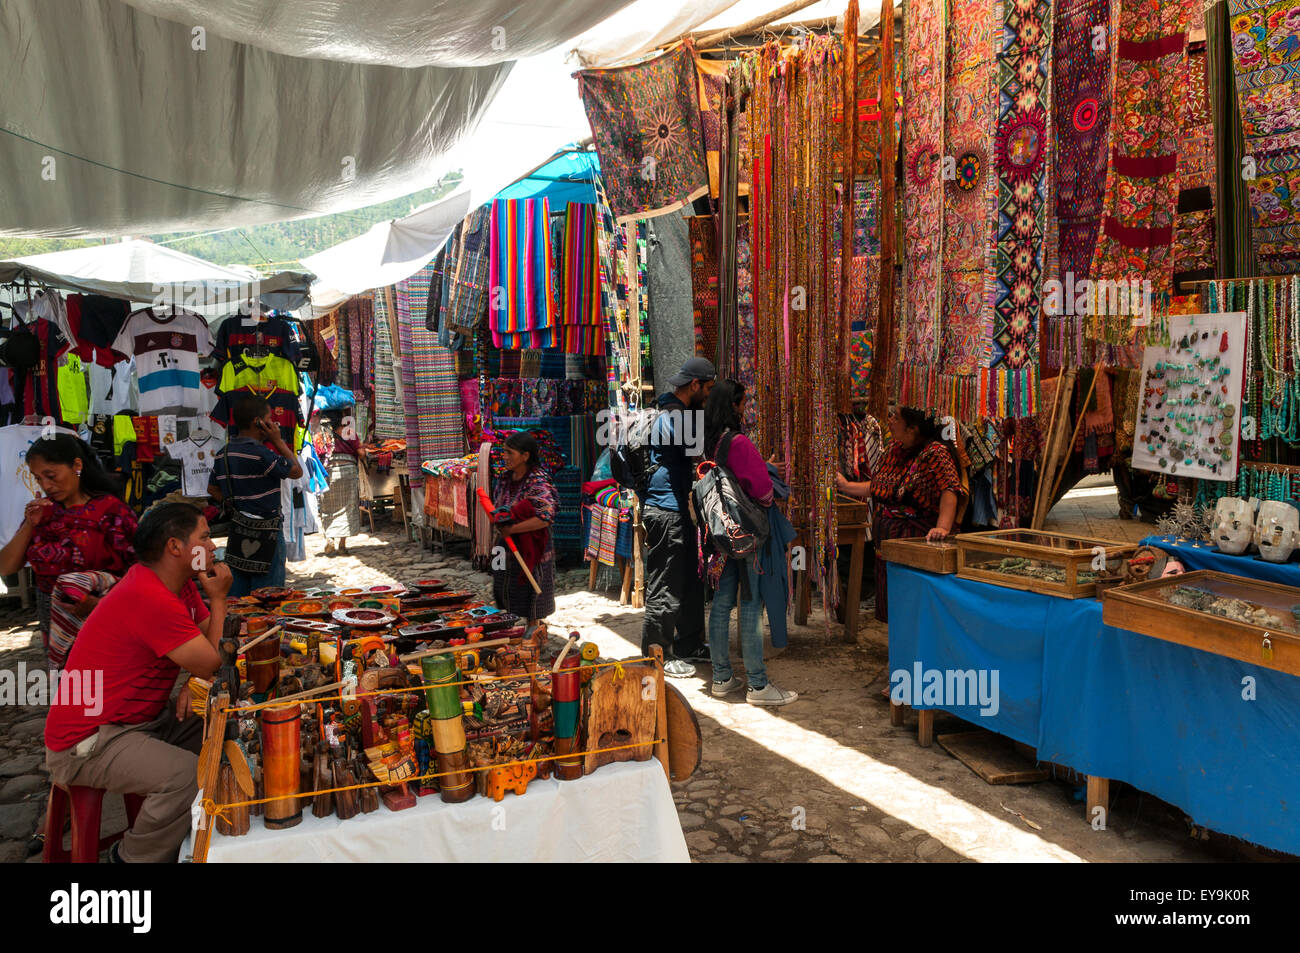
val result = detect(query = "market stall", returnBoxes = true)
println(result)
[185,583,700,863]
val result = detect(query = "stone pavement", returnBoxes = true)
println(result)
[0,510,1290,863]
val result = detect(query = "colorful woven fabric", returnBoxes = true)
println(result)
[831,43,884,180]
[577,43,710,223]
[735,221,758,431]
[902,0,946,364]
[447,205,492,334]
[396,262,464,478]
[488,197,557,348]
[1089,0,1190,293]
[694,56,750,199]
[984,0,1052,417]
[1228,0,1300,271]
[1053,0,1115,284]
[372,291,404,440]
[689,215,719,361]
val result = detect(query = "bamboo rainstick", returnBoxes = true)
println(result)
[871,0,897,422]
[238,625,283,655]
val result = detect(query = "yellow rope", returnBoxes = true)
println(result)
[206,737,666,813]
[223,656,655,714]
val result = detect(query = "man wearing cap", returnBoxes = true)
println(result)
[642,357,715,677]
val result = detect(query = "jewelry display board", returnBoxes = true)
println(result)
[1102,570,1300,677]
[955,530,1138,599]
[1133,312,1247,481]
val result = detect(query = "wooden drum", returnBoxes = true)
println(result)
[260,703,303,829]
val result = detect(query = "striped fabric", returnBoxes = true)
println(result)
[488,197,557,348]
[551,465,584,555]
[372,292,404,439]
[561,203,602,327]
[396,262,465,479]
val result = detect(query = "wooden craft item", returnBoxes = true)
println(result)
[480,760,537,801]
[663,681,702,782]
[261,702,303,829]
[878,536,959,574]
[331,749,361,820]
[244,631,282,693]
[359,753,384,813]
[551,653,583,780]
[422,654,474,802]
[311,741,333,818]
[955,529,1138,599]
[582,661,658,775]
[400,638,509,662]
[214,760,250,837]
[192,689,230,863]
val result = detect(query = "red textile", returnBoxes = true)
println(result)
[25,495,137,593]
[44,564,209,752]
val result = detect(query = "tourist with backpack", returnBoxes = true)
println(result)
[640,357,715,678]
[697,380,797,706]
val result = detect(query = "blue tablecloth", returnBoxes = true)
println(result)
[887,563,1300,856]
[1141,535,1300,586]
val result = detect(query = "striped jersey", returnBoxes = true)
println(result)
[111,308,212,415]
[210,436,293,518]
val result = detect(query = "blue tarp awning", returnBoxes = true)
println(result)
[494,148,601,207]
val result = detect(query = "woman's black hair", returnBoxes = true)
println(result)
[504,432,541,471]
[896,405,960,470]
[704,379,744,457]
[26,434,123,499]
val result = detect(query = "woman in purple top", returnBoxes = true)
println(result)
[702,380,797,707]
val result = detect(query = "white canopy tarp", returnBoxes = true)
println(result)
[0,0,631,237]
[302,190,473,312]
[117,0,640,67]
[0,240,311,316]
[571,0,880,68]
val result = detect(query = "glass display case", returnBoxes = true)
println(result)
[954,529,1138,599]
[879,536,958,574]
[1102,570,1300,676]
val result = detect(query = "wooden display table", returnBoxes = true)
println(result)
[792,522,870,643]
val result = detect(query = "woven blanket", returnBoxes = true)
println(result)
[1228,0,1300,272]
[578,43,710,223]
[372,291,404,440]
[985,0,1052,417]
[1175,8,1215,281]
[561,203,602,330]
[689,215,719,361]
[1090,0,1190,291]
[448,206,491,334]
[489,197,556,347]
[396,262,464,477]
[736,221,758,431]
[902,0,946,365]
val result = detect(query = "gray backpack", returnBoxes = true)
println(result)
[692,431,770,560]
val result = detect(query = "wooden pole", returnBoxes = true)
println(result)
[632,500,645,608]
[1030,368,1073,529]
[692,0,828,48]
[870,0,897,423]
[1045,367,1100,515]
[650,644,670,782]
[192,690,231,864]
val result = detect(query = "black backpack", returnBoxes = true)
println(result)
[609,406,662,498]
[692,431,770,560]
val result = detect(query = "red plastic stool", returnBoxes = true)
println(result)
[43,784,145,863]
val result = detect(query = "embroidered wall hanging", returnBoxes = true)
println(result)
[577,43,710,224]
[1228,0,1300,273]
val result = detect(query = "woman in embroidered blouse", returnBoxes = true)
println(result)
[836,406,966,622]
[490,432,558,624]
[0,434,137,657]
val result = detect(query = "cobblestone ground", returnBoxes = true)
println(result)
[0,517,1290,863]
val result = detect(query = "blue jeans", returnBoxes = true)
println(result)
[228,534,287,598]
[708,558,766,690]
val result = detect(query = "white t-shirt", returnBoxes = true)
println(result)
[0,423,77,545]
[166,432,221,498]
[88,358,137,415]
[111,308,212,415]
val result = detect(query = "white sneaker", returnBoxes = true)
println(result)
[747,683,798,707]
[664,659,697,679]
[711,676,743,696]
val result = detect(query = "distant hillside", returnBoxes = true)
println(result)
[0,172,464,268]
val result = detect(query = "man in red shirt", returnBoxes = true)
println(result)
[44,502,232,862]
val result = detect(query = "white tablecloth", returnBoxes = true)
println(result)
[182,760,689,862]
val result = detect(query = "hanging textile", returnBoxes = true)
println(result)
[577,42,710,223]
[1088,0,1190,309]
[1173,6,1217,285]
[396,262,465,480]
[983,0,1053,416]
[560,202,602,328]
[446,205,492,336]
[1208,4,1254,276]
[1228,0,1300,273]
[694,56,750,200]
[488,197,557,349]
[372,291,404,440]
[688,215,719,361]
[735,220,758,431]
[901,0,946,367]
